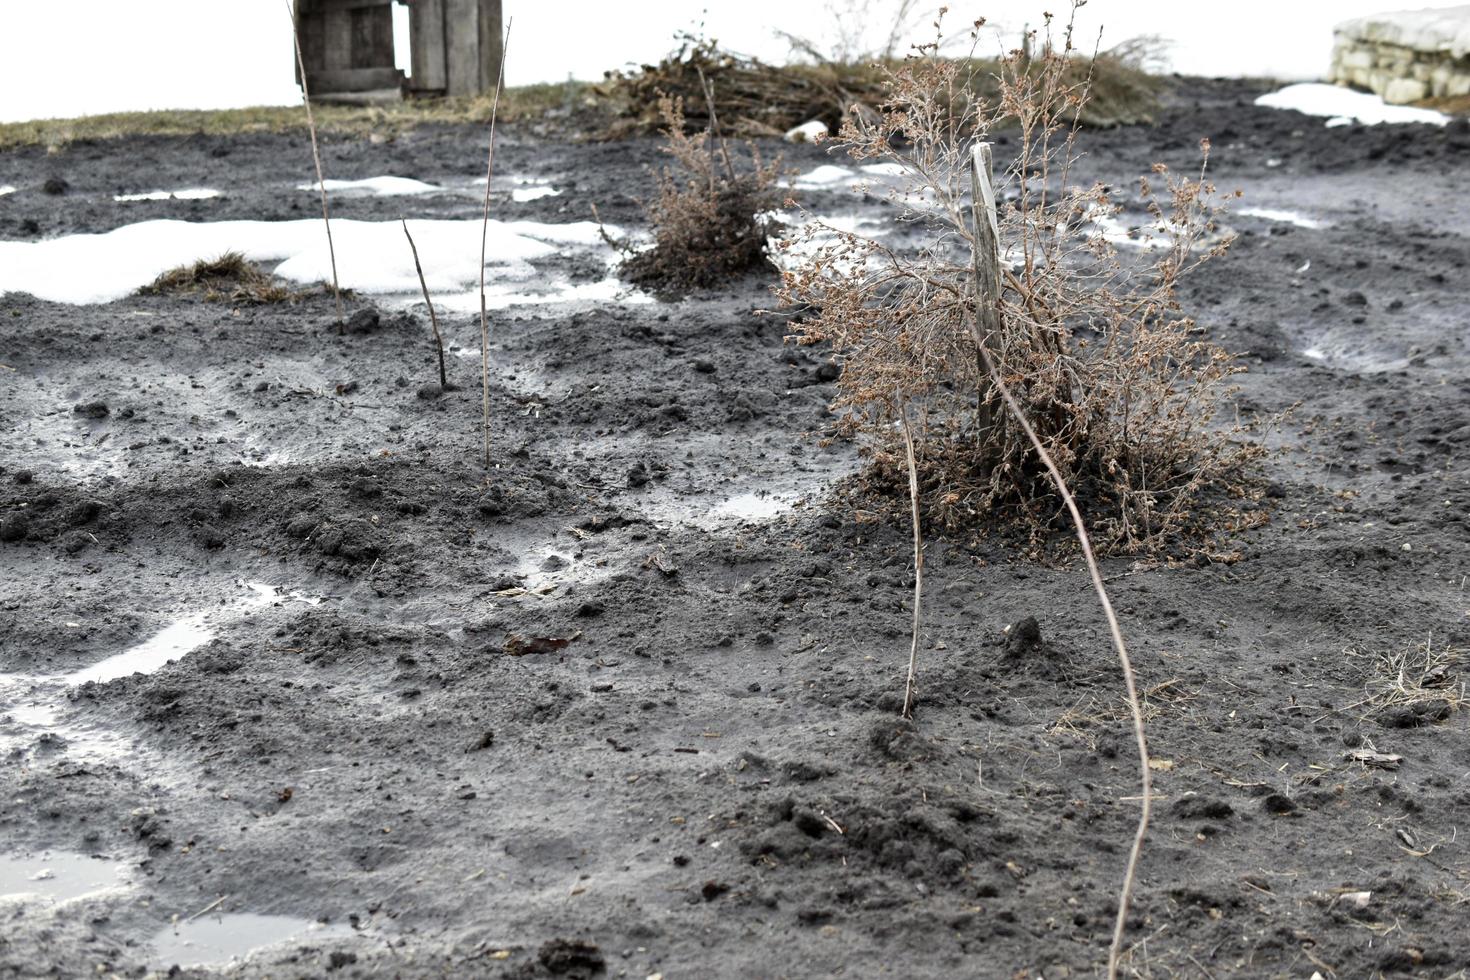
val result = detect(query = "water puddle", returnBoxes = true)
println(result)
[708,491,799,524]
[150,913,357,969]
[67,614,215,686]
[1299,336,1410,373]
[114,188,221,203]
[0,851,132,903]
[0,581,324,763]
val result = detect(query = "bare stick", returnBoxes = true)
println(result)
[969,141,1151,980]
[478,18,513,471]
[400,218,447,389]
[287,1,344,333]
[899,400,923,719]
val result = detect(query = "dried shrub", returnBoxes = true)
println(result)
[622,95,785,295]
[776,9,1264,557]
[141,252,296,304]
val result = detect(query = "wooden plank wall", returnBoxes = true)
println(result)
[295,0,402,93]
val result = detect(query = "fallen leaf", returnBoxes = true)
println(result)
[1148,758,1175,772]
[504,632,580,656]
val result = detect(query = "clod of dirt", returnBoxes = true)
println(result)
[537,938,605,977]
[13,469,33,484]
[1261,792,1298,815]
[1376,701,1453,728]
[0,513,28,542]
[42,177,68,195]
[73,400,109,419]
[344,308,381,334]
[1171,796,1234,820]
[1003,616,1045,657]
[416,383,444,400]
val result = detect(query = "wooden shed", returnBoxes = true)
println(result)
[294,0,504,103]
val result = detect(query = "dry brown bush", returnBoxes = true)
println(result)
[622,95,785,295]
[141,252,295,305]
[776,10,1264,557]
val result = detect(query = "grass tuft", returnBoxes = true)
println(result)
[140,252,295,305]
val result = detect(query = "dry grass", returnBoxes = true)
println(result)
[0,82,593,152]
[620,95,785,295]
[139,252,295,304]
[775,11,1262,557]
[1347,637,1465,716]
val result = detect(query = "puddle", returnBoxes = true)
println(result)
[150,913,357,969]
[299,176,439,197]
[708,491,799,524]
[0,851,132,903]
[1237,207,1328,230]
[0,216,622,306]
[67,614,215,686]
[114,188,221,203]
[1299,337,1410,373]
[0,580,324,763]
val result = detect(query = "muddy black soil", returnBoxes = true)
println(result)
[2,79,1469,979]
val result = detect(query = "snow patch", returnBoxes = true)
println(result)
[1237,207,1329,230]
[1255,83,1449,127]
[0,217,622,305]
[512,185,561,202]
[299,176,440,196]
[114,188,221,202]
[0,185,16,197]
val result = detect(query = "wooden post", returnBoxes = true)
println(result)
[409,0,448,92]
[969,141,1003,437]
[443,0,503,96]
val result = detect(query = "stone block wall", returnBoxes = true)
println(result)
[1330,6,1470,104]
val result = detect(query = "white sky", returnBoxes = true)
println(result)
[1,1,1466,123]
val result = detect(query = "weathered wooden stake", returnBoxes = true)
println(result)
[477,17,512,471]
[969,141,1002,436]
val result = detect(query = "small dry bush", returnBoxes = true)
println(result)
[622,95,785,295]
[776,8,1262,557]
[142,252,295,304]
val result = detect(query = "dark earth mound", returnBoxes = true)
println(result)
[1,78,1468,978]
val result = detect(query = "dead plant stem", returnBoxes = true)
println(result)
[400,218,447,388]
[899,400,923,719]
[478,18,513,470]
[287,1,343,333]
[970,142,1151,980]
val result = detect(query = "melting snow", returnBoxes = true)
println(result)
[0,217,619,305]
[512,185,561,202]
[114,188,221,202]
[1255,83,1449,127]
[1237,207,1329,230]
[0,185,16,197]
[299,175,439,196]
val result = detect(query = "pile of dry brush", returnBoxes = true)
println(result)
[620,95,785,295]
[141,253,296,305]
[598,31,1164,138]
[775,14,1263,557]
